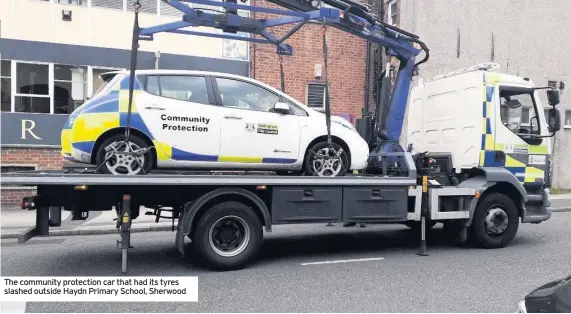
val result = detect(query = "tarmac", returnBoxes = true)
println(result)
[1,193,570,239]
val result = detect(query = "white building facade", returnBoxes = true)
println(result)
[398,0,570,188]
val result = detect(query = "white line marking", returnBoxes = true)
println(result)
[300,257,385,266]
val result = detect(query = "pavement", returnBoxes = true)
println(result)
[0,206,174,239]
[1,193,570,239]
[1,211,571,312]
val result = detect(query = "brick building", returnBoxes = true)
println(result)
[1,0,395,204]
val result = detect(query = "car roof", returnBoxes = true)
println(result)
[104,69,252,80]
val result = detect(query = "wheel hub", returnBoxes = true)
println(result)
[104,141,145,175]
[312,147,344,177]
[209,216,250,257]
[484,207,509,235]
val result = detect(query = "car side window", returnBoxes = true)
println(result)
[145,75,210,105]
[215,78,279,112]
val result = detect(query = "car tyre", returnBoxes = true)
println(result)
[303,141,349,177]
[95,133,153,175]
[468,192,519,248]
[193,201,263,271]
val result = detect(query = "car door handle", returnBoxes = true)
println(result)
[224,116,242,120]
[144,106,165,111]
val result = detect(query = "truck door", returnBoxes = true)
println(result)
[490,84,549,186]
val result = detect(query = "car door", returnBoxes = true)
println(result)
[213,76,301,166]
[137,74,223,166]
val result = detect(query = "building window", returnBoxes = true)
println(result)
[565,110,571,127]
[138,0,158,14]
[14,62,51,114]
[92,67,121,97]
[306,82,326,110]
[161,0,183,16]
[92,0,125,10]
[387,0,398,26]
[54,64,88,114]
[1,60,11,112]
[54,0,87,6]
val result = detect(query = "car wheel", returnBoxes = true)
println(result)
[468,192,519,248]
[192,201,263,271]
[95,134,153,175]
[303,141,349,177]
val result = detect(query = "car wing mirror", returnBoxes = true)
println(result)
[272,102,290,114]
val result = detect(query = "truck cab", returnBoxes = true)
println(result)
[407,62,562,227]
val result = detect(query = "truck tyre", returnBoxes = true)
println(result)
[303,141,349,177]
[468,192,519,248]
[95,134,153,175]
[193,201,263,270]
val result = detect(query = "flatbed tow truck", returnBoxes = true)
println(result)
[1,0,563,273]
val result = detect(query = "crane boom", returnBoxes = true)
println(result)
[122,0,429,171]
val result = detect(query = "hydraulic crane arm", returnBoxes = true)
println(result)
[117,0,429,171]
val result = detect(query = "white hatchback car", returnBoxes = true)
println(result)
[60,70,370,176]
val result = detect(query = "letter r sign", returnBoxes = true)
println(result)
[21,119,43,140]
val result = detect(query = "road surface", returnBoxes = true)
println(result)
[2,212,571,313]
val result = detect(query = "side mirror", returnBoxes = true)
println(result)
[272,102,291,114]
[547,89,560,106]
[548,108,561,133]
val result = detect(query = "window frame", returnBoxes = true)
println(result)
[53,64,89,114]
[141,74,216,106]
[13,60,52,114]
[90,66,125,99]
[0,59,127,115]
[0,60,12,112]
[387,0,398,26]
[564,109,571,128]
[211,75,308,116]
[54,0,87,6]
[305,81,327,111]
[498,85,543,145]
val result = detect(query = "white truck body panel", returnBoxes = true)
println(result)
[407,71,483,171]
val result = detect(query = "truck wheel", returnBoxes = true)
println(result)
[193,201,263,270]
[95,134,153,175]
[303,141,349,177]
[469,192,519,248]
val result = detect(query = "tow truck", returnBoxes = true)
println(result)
[1,0,563,273]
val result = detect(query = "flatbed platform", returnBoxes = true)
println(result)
[1,170,415,186]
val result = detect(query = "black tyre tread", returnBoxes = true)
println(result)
[95,133,153,174]
[192,201,263,271]
[469,192,519,249]
[303,141,349,176]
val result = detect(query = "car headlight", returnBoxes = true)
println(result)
[516,300,527,313]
